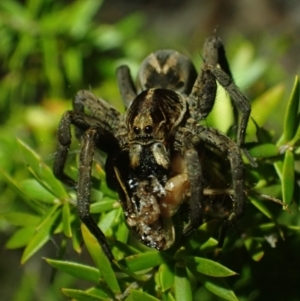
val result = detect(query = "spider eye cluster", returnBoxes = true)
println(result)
[133,125,153,136]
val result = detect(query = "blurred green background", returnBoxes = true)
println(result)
[0,0,300,300]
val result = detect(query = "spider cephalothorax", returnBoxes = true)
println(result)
[53,36,250,261]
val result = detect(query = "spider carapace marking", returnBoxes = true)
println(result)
[53,36,250,261]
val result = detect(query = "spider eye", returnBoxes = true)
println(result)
[144,125,153,134]
[133,126,141,135]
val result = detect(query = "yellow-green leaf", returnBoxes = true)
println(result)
[185,256,237,277]
[282,150,295,206]
[248,143,279,158]
[61,288,110,301]
[21,207,60,264]
[250,197,273,219]
[158,262,174,292]
[62,202,72,237]
[5,227,36,249]
[45,259,101,283]
[123,250,164,272]
[248,83,285,136]
[1,212,40,227]
[18,178,57,204]
[283,76,299,143]
[129,290,160,301]
[174,266,192,301]
[17,139,69,199]
[196,273,239,301]
[81,223,121,294]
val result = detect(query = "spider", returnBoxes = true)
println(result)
[53,36,250,261]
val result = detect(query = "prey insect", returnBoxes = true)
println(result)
[53,36,250,261]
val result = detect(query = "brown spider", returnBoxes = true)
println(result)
[53,36,250,261]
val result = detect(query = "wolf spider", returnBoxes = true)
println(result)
[53,36,250,261]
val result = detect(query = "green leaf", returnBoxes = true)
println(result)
[114,217,129,245]
[289,118,300,146]
[207,83,233,134]
[248,83,285,137]
[274,160,283,182]
[196,273,239,301]
[21,205,60,263]
[122,250,164,272]
[243,237,264,261]
[81,223,121,294]
[128,290,160,301]
[158,262,174,292]
[18,178,57,203]
[198,238,219,253]
[98,208,120,235]
[114,260,150,282]
[17,139,69,199]
[0,170,44,214]
[62,202,72,237]
[100,180,118,199]
[248,143,279,158]
[1,212,40,227]
[249,197,273,219]
[174,266,192,301]
[85,286,113,300]
[109,239,140,257]
[283,76,299,143]
[90,197,120,213]
[45,259,101,283]
[185,256,237,277]
[5,227,36,249]
[61,288,111,301]
[161,291,176,301]
[35,204,61,232]
[282,150,295,206]
[72,221,83,253]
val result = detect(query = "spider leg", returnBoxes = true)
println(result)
[196,125,246,245]
[202,36,233,79]
[183,147,204,234]
[189,36,251,147]
[73,90,121,140]
[77,128,114,261]
[205,65,251,147]
[53,110,119,187]
[116,65,137,108]
[53,110,77,187]
[173,127,204,236]
[189,36,232,120]
[53,110,119,261]
[189,63,217,120]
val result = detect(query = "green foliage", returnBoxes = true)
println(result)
[1,2,300,301]
[0,0,145,121]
